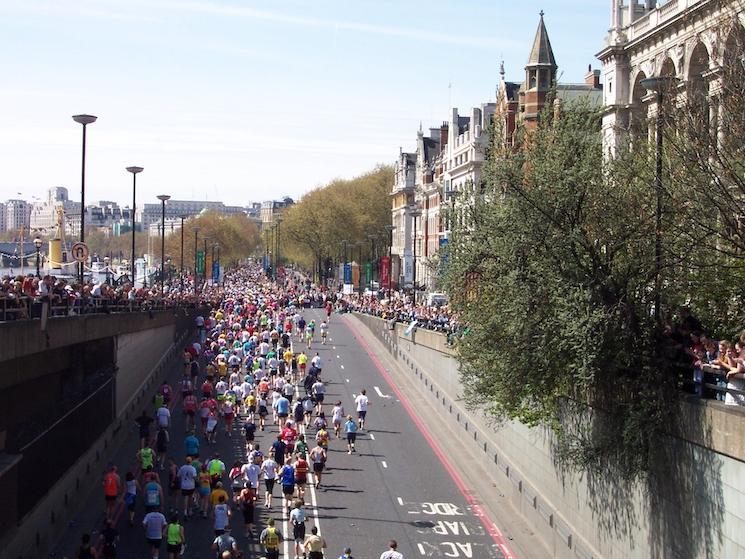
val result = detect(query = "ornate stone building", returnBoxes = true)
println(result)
[598,0,745,152]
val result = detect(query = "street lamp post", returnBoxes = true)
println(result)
[203,236,210,284]
[640,75,679,326]
[276,217,282,281]
[33,236,43,278]
[72,114,97,284]
[384,225,395,301]
[103,256,110,284]
[126,166,143,284]
[179,216,186,293]
[215,244,221,285]
[409,205,422,303]
[193,227,200,293]
[157,195,170,292]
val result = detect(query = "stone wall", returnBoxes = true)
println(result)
[353,313,745,559]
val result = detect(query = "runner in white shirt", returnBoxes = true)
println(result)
[177,457,198,518]
[355,389,369,430]
[156,405,171,429]
[331,401,345,438]
[259,454,279,508]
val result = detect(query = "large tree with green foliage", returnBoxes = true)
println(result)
[281,165,393,280]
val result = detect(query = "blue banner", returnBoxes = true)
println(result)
[343,263,352,284]
[212,262,220,282]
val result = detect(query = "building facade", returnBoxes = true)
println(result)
[598,0,743,153]
[4,200,31,233]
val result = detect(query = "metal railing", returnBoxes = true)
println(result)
[0,295,198,321]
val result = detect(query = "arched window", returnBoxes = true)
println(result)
[687,41,711,133]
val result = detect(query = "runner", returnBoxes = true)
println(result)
[165,513,185,559]
[355,389,369,430]
[142,508,167,559]
[198,464,212,518]
[143,472,164,512]
[123,471,139,526]
[379,540,403,559]
[76,533,97,559]
[304,525,327,559]
[260,451,279,509]
[290,498,307,559]
[102,464,121,522]
[212,493,231,536]
[309,442,327,489]
[259,518,283,559]
[212,527,239,558]
[236,484,256,538]
[332,401,345,438]
[99,520,119,559]
[320,320,329,344]
[294,452,309,499]
[312,378,326,414]
[345,414,358,454]
[277,457,296,513]
[177,457,198,518]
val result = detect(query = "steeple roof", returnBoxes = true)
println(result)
[526,11,557,69]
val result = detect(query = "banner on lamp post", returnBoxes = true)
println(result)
[364,262,372,288]
[195,251,205,275]
[343,263,352,284]
[381,256,390,289]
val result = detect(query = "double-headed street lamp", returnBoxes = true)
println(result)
[72,114,97,283]
[126,166,143,283]
[179,215,187,293]
[193,227,200,292]
[384,225,396,301]
[640,75,679,326]
[157,194,170,291]
[409,204,422,303]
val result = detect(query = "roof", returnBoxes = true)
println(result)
[527,11,557,69]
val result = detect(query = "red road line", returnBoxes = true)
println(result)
[344,317,518,559]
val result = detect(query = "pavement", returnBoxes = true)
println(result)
[49,308,543,559]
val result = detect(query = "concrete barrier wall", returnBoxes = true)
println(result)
[353,313,745,559]
[0,312,197,559]
[115,324,177,414]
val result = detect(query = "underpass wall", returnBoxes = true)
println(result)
[115,324,177,414]
[352,313,745,559]
[0,310,198,559]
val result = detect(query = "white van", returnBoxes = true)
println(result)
[426,292,449,307]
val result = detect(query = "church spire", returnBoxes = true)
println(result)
[526,10,557,70]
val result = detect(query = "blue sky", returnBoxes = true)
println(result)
[0,0,609,207]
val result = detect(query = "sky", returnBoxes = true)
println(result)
[0,0,609,208]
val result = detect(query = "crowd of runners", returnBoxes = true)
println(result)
[81,263,403,559]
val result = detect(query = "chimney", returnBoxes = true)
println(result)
[440,122,449,147]
[585,65,601,88]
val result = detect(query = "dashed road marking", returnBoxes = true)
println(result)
[345,378,350,383]
[397,497,404,506]
[369,433,375,440]
[381,460,388,468]
[340,364,345,370]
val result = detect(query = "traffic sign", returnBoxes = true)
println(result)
[70,242,89,263]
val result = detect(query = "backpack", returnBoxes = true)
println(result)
[264,527,279,548]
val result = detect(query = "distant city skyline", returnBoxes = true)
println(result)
[0,0,609,207]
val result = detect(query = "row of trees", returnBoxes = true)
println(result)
[442,18,745,480]
[85,211,260,272]
[278,165,394,281]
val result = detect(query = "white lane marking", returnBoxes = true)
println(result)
[369,433,375,440]
[345,378,350,383]
[333,346,336,350]
[352,393,357,398]
[418,543,426,555]
[336,354,340,359]
[340,364,345,370]
[381,460,388,468]
[374,386,390,399]
[397,496,404,506]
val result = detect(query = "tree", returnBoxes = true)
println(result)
[281,165,393,281]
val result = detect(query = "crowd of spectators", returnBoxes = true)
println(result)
[0,272,213,320]
[338,292,461,336]
[667,308,745,406]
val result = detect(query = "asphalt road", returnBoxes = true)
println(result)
[52,308,513,559]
